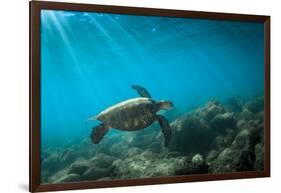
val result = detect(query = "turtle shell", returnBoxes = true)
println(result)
[96,97,157,131]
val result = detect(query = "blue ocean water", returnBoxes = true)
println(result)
[40,10,264,148]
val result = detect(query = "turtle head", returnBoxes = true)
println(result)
[157,100,174,111]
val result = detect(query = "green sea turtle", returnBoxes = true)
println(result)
[89,85,173,146]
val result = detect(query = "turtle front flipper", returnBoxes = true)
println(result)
[132,85,151,98]
[90,124,109,144]
[156,115,172,147]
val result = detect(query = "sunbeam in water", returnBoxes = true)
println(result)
[40,10,265,184]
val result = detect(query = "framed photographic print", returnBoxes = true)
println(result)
[30,1,270,192]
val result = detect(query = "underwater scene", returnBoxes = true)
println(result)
[40,10,265,184]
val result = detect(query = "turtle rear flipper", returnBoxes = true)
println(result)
[132,85,151,98]
[156,115,172,147]
[90,124,109,144]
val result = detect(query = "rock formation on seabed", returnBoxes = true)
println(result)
[41,96,265,184]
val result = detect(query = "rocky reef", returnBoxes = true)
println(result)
[41,96,265,184]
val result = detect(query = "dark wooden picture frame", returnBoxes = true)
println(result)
[30,1,270,192]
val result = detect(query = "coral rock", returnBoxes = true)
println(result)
[254,143,264,171]
[82,167,110,181]
[206,150,219,164]
[192,154,204,166]
[68,160,89,175]
[56,174,81,183]
[210,112,237,131]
